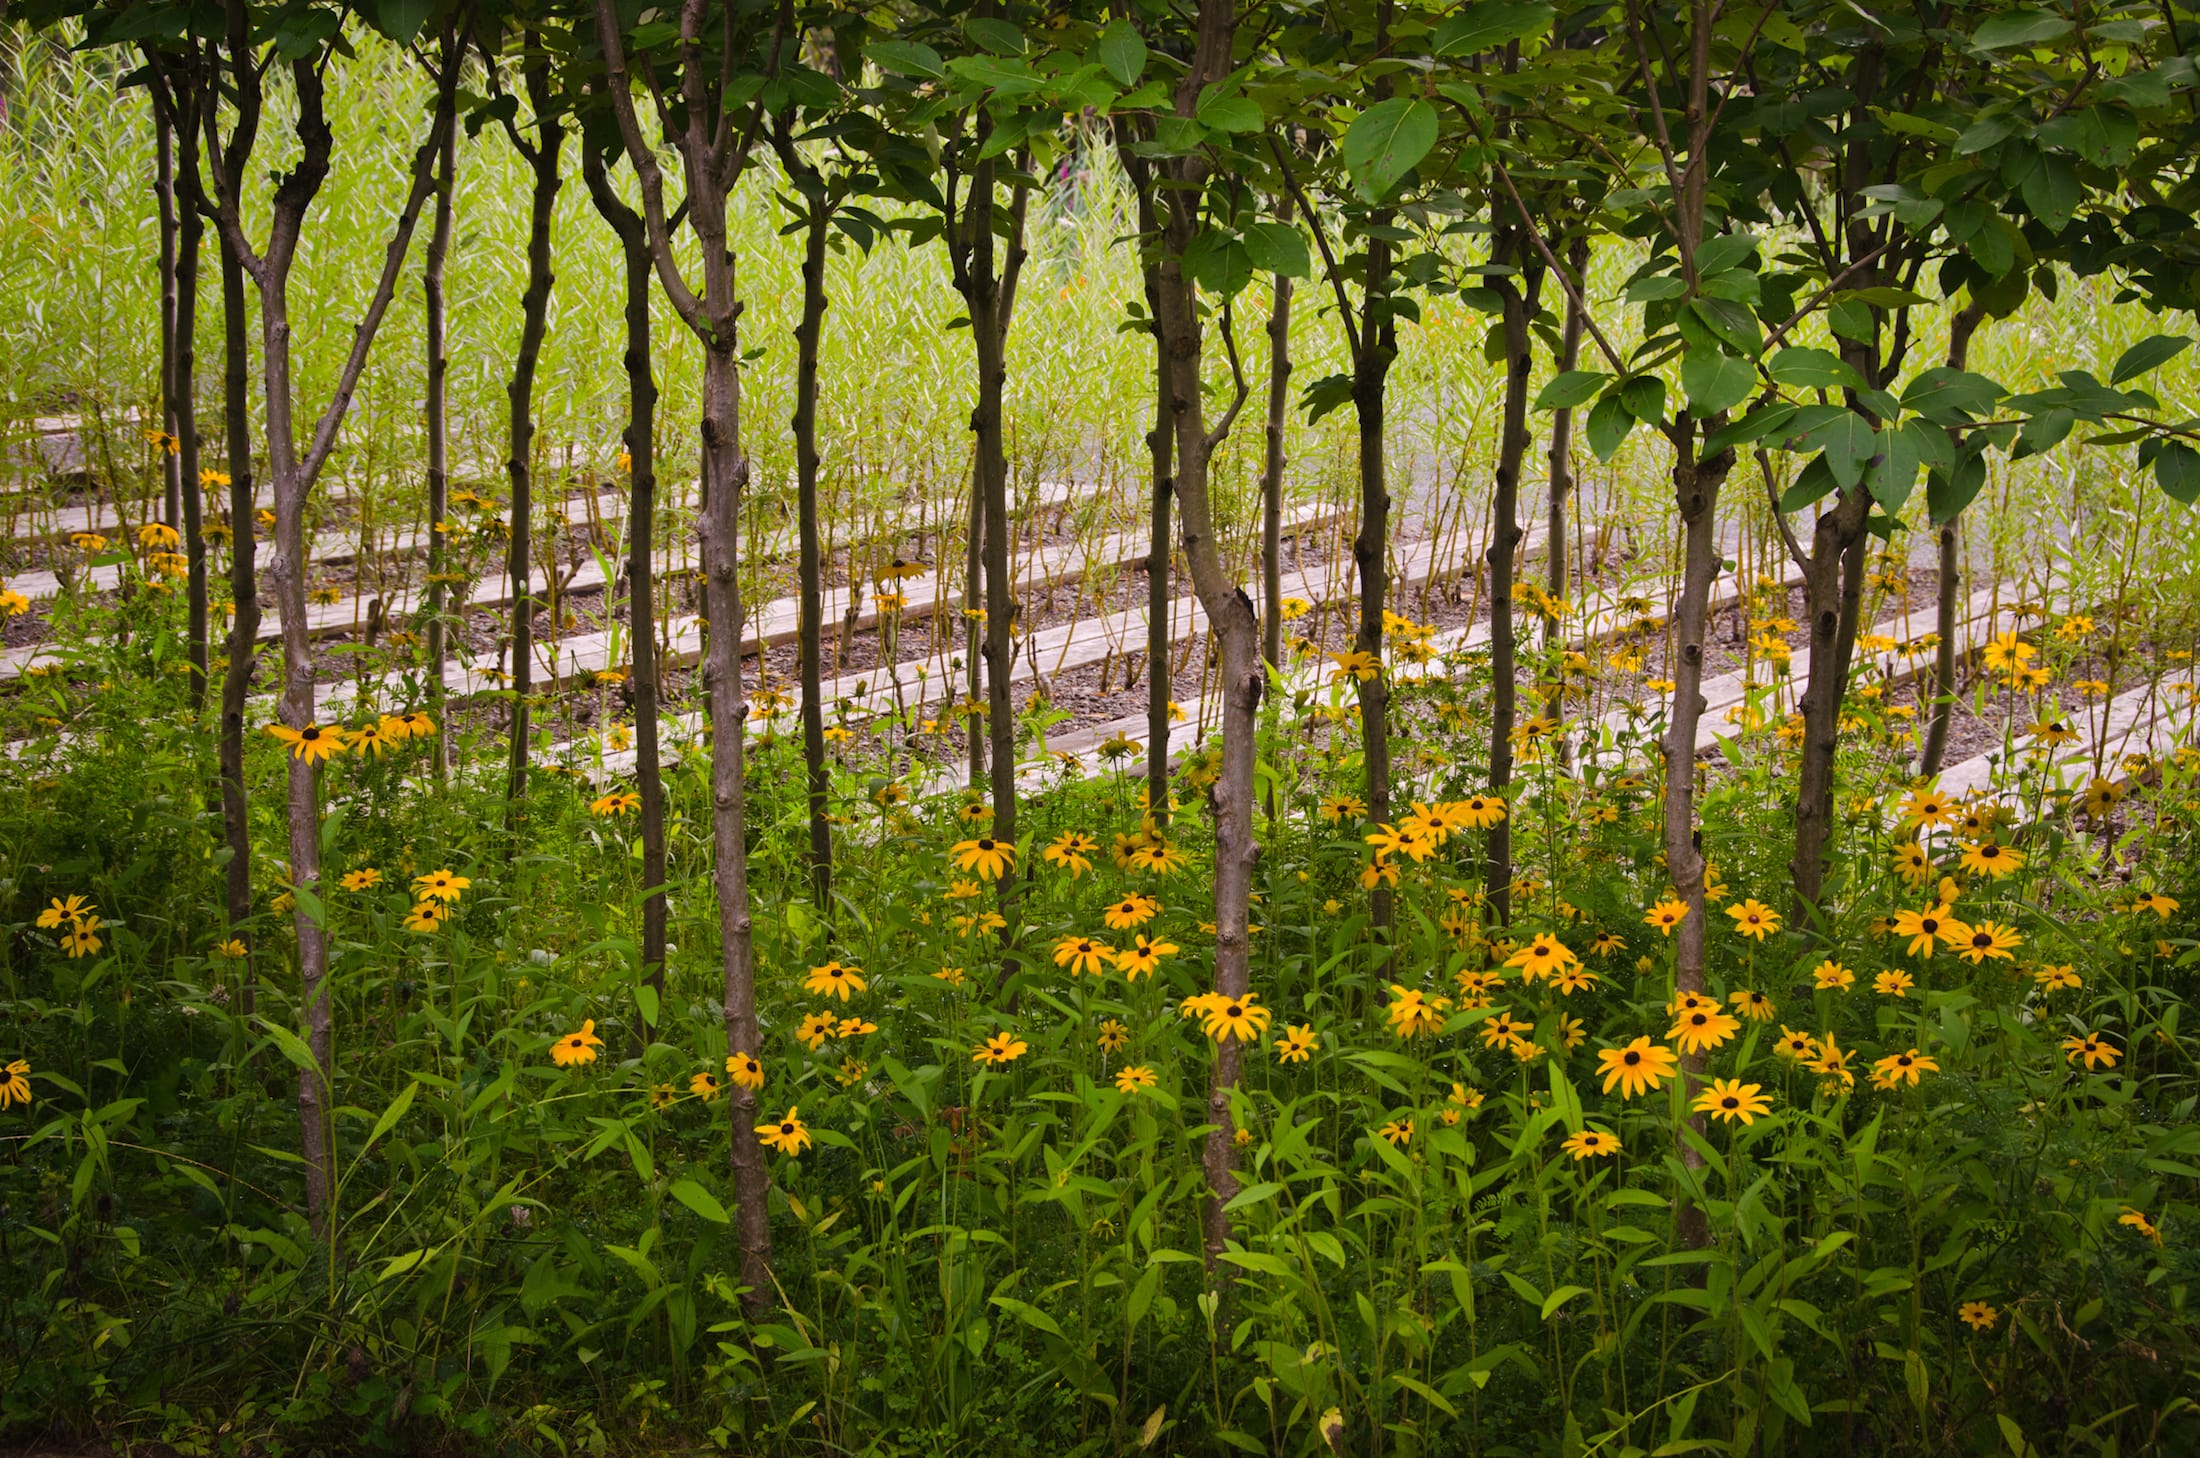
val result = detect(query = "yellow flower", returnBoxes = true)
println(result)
[2033,964,2081,993]
[1693,1078,1773,1125]
[1956,838,2023,878]
[1054,935,1114,977]
[1504,933,1580,984]
[1114,1064,1157,1095]
[550,1019,604,1068]
[1811,960,1855,991]
[726,1052,764,1089]
[1378,1116,1414,1147]
[950,837,1016,880]
[1096,1019,1129,1055]
[1948,912,2018,964]
[1327,649,1381,682]
[803,961,868,1000]
[1774,1026,1819,1061]
[403,901,450,934]
[1643,898,1689,935]
[758,1106,812,1155]
[1200,993,1274,1043]
[972,1031,1029,1066]
[2117,1206,2162,1245]
[689,1071,722,1101]
[590,790,641,817]
[1127,835,1188,873]
[1389,987,1449,1040]
[1102,893,1160,930]
[1874,969,1915,997]
[2060,1032,2120,1071]
[933,966,968,987]
[1115,934,1179,979]
[1042,831,1098,877]
[1728,989,1774,1022]
[413,869,471,903]
[2127,890,2179,919]
[1597,1038,1678,1099]
[1900,787,1957,829]
[0,1058,32,1110]
[836,1017,877,1038]
[1725,899,1779,940]
[1561,1128,1621,1159]
[1669,1005,1740,1055]
[1318,794,1367,824]
[1958,1300,1999,1331]
[35,894,95,929]
[1891,904,1968,960]
[1869,1048,1938,1089]
[266,722,346,764]
[1275,1024,1319,1063]
[795,1011,838,1050]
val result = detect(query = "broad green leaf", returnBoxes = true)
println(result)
[1694,233,1759,277]
[2152,441,2200,504]
[1972,8,2073,50]
[1682,351,1754,415]
[1620,374,1667,424]
[1902,366,2002,423]
[364,1080,418,1153]
[1096,20,1147,86]
[2109,334,2192,385]
[965,18,1025,55]
[1342,97,1438,201]
[1535,370,1607,410]
[1242,221,1310,278]
[1432,1,1556,57]
[1585,394,1635,461]
[670,1177,731,1224]
[1768,347,1861,391]
[1926,448,1988,524]
[1866,423,1922,512]
[2020,154,2081,232]
[375,0,430,44]
[1540,1284,1590,1320]
[866,40,944,79]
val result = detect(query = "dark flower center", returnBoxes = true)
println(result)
[1722,1097,1738,1109]
[977,839,995,851]
[780,1123,794,1135]
[1921,918,1939,932]
[1226,1004,1243,1017]
[1624,1052,1640,1066]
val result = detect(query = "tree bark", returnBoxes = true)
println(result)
[1260,265,1292,676]
[582,144,669,1009]
[215,199,257,1015]
[1484,236,1541,920]
[158,75,209,712]
[787,160,834,911]
[1919,304,1983,776]
[423,107,455,779]
[501,55,565,830]
[1110,131,1174,823]
[155,97,183,531]
[1542,238,1588,730]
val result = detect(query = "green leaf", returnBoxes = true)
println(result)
[1540,1284,1591,1320]
[990,1295,1064,1338]
[375,0,431,44]
[1535,370,1608,410]
[964,18,1025,55]
[1195,91,1262,134]
[363,1080,418,1154]
[1432,1,1556,57]
[634,981,659,1028]
[1694,233,1759,278]
[1867,423,1922,512]
[1224,1181,1286,1212]
[2153,441,2200,504]
[2013,407,2075,459]
[1096,20,1147,86]
[1767,347,1861,391]
[2020,154,2081,232]
[1620,374,1667,423]
[1682,351,1755,415]
[1972,9,2073,50]
[1343,97,1438,202]
[2109,334,2193,385]
[866,40,944,80]
[1926,447,1988,524]
[1242,221,1309,278]
[1585,394,1635,461]
[669,1177,731,1225]
[1902,367,2002,423]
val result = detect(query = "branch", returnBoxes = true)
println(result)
[594,0,707,327]
[1207,290,1252,450]
[1267,134,1362,361]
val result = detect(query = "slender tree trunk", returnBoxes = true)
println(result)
[1145,315,1174,823]
[1542,239,1587,729]
[423,116,455,779]
[1351,236,1396,930]
[582,145,668,1008]
[791,195,834,911]
[1484,242,1541,920]
[1260,268,1292,675]
[964,466,985,787]
[503,105,564,829]
[167,90,209,712]
[1660,444,1731,995]
[216,227,257,1010]
[1919,304,1983,776]
[155,99,183,531]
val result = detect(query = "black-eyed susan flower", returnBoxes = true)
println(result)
[1812,960,1855,991]
[2033,964,2081,993]
[1643,898,1688,935]
[2118,1206,2161,1245]
[758,1107,811,1155]
[590,790,641,817]
[950,837,1015,880]
[340,868,382,891]
[1775,1026,1819,1061]
[1054,935,1113,977]
[1669,1005,1740,1054]
[1317,794,1367,824]
[1725,899,1779,940]
[795,1011,838,1050]
[1561,1128,1620,1159]
[1693,1078,1773,1125]
[267,722,346,764]
[1729,989,1775,1022]
[347,719,399,758]
[1378,1116,1414,1147]
[551,1020,603,1068]
[1870,1048,1938,1089]
[1874,969,1914,998]
[1114,1065,1157,1095]
[1956,921,2021,964]
[972,1031,1029,1066]
[1200,993,1274,1043]
[689,1071,722,1101]
[1505,933,1579,984]
[1958,840,2023,878]
[2128,890,2179,919]
[36,895,95,929]
[1042,831,1098,877]
[1275,1024,1319,1063]
[413,869,471,903]
[1597,1037,1677,1098]
[1096,1019,1129,1055]
[0,1058,31,1109]
[1115,934,1178,980]
[403,901,449,934]
[1958,1300,1999,1331]
[803,961,867,1000]
[2061,1032,2120,1071]
[726,1052,764,1090]
[1892,904,1968,959]
[1102,893,1159,930]
[1900,787,1956,829]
